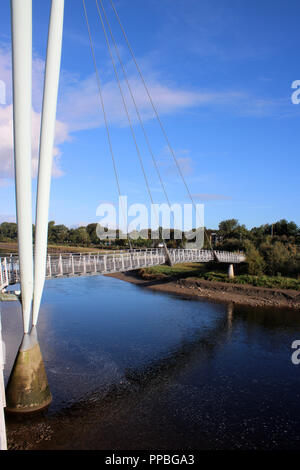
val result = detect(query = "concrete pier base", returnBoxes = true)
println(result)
[228,263,234,279]
[5,327,51,413]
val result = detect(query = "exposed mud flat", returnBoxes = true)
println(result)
[108,271,300,309]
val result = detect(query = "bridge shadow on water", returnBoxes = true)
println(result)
[5,304,231,450]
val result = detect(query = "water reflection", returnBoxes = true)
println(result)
[227,302,234,331]
[2,275,300,449]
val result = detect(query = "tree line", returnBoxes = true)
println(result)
[1,218,300,277]
[210,219,300,277]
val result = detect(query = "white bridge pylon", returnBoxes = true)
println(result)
[11,0,34,334]
[11,0,64,333]
[32,0,65,326]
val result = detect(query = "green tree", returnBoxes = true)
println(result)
[244,240,265,275]
[250,225,269,247]
[218,237,244,252]
[218,219,239,237]
[273,219,298,237]
[68,227,90,246]
[86,223,99,245]
[48,221,56,241]
[49,224,69,244]
[0,222,18,240]
[259,241,291,276]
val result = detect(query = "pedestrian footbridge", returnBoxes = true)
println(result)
[0,249,245,291]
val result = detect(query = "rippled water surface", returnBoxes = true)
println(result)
[2,275,300,449]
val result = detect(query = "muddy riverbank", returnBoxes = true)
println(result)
[107,271,300,309]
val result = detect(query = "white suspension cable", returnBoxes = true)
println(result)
[82,0,131,248]
[108,0,214,251]
[94,0,170,253]
[98,0,172,209]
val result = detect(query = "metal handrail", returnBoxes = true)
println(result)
[0,249,246,287]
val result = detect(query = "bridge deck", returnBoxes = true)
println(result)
[0,249,245,289]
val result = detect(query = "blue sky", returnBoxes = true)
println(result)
[0,0,300,229]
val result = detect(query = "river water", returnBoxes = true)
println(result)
[2,275,300,449]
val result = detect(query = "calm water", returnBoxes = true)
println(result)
[2,275,300,449]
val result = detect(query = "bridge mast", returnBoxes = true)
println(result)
[11,0,33,333]
[32,0,65,326]
[5,1,63,413]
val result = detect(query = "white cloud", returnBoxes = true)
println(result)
[57,72,248,131]
[0,104,70,180]
[0,45,12,102]
[0,41,246,185]
[0,45,71,182]
[0,39,295,185]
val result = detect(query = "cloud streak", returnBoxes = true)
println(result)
[0,45,71,182]
[58,72,243,131]
[0,40,296,184]
[0,104,70,181]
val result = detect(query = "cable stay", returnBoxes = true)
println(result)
[86,0,172,264]
[82,0,132,250]
[97,0,172,210]
[84,0,218,262]
[108,0,218,259]
[95,0,174,263]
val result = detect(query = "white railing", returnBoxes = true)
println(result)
[0,249,246,287]
[169,249,245,265]
[0,257,11,291]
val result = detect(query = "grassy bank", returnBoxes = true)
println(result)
[0,242,108,255]
[139,263,300,291]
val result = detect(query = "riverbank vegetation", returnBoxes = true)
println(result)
[138,263,300,291]
[211,218,300,278]
[1,218,299,281]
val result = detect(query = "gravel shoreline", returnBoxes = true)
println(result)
[107,271,300,310]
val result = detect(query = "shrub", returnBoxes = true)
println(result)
[244,240,265,275]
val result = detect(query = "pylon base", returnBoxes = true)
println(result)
[5,332,52,414]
